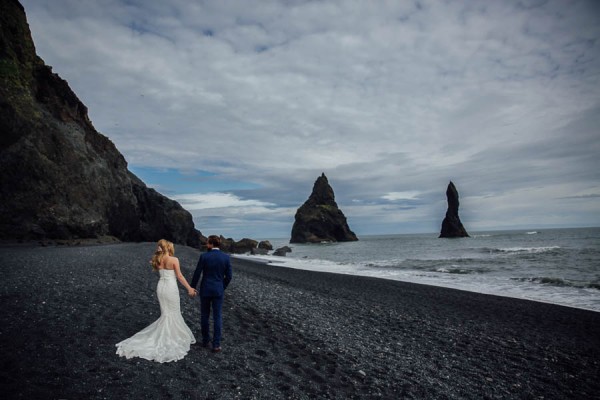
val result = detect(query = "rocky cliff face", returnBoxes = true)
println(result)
[290,173,358,243]
[439,181,469,238]
[0,0,201,246]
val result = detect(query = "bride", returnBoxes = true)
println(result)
[116,239,197,363]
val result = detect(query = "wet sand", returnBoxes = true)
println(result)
[1,242,599,399]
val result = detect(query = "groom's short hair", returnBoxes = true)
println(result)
[207,235,221,247]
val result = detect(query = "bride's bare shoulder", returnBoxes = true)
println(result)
[164,255,179,269]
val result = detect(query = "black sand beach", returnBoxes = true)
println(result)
[1,242,599,399]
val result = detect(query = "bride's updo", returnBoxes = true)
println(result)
[151,239,175,270]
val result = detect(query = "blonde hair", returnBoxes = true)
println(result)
[151,239,175,271]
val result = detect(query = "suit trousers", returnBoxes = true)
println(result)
[200,295,224,348]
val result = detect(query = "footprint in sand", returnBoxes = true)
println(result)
[255,349,268,358]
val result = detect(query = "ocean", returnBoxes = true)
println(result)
[237,227,600,312]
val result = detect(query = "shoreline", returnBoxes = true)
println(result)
[235,254,600,314]
[233,254,600,317]
[2,242,599,399]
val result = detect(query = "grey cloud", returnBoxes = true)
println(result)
[19,0,600,236]
[559,194,600,199]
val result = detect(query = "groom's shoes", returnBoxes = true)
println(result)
[212,347,222,353]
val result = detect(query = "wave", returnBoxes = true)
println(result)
[526,231,539,235]
[511,277,600,290]
[491,246,560,254]
[367,257,500,271]
[435,267,483,274]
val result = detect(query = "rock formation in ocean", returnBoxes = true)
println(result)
[290,173,358,243]
[439,181,470,238]
[0,0,202,246]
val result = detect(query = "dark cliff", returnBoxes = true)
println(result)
[439,181,469,238]
[0,0,201,246]
[290,173,358,243]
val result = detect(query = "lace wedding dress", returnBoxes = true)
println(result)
[116,269,196,363]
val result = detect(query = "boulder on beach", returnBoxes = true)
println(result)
[290,173,358,243]
[258,240,273,250]
[439,181,469,238]
[251,247,269,255]
[219,237,259,254]
[0,0,202,246]
[273,246,292,256]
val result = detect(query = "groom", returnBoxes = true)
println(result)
[190,235,233,353]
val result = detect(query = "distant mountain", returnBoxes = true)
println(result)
[0,0,202,246]
[439,181,469,238]
[291,173,358,243]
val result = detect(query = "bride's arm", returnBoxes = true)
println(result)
[173,258,196,296]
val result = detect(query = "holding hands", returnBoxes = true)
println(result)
[187,288,198,298]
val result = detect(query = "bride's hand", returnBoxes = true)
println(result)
[187,288,196,297]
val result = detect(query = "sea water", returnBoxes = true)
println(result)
[237,227,600,312]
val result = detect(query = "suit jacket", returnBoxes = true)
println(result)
[190,248,232,297]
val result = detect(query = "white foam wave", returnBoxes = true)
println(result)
[497,246,560,254]
[436,267,474,274]
[234,254,354,274]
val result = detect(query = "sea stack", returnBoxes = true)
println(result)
[290,173,358,243]
[0,0,202,246]
[439,181,469,238]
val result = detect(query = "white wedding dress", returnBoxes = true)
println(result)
[116,269,196,363]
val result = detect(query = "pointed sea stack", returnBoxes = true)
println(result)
[439,181,469,238]
[0,0,201,245]
[290,173,358,243]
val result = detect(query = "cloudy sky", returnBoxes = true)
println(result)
[22,0,600,239]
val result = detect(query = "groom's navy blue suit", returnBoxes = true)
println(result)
[190,248,232,349]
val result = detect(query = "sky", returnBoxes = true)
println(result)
[21,0,600,239]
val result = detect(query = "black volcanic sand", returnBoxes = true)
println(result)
[1,243,599,399]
